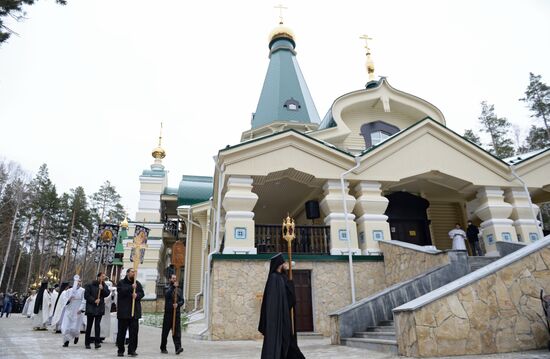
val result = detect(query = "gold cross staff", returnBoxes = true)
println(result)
[282,214,296,334]
[274,4,288,24]
[127,234,148,317]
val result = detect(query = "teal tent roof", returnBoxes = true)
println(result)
[251,37,320,129]
[177,175,213,206]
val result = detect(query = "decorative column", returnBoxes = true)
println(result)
[473,187,517,256]
[319,180,361,255]
[354,182,390,255]
[504,188,541,243]
[222,176,259,254]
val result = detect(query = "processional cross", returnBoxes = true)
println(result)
[127,225,149,317]
[282,214,295,334]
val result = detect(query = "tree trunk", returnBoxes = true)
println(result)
[0,200,19,291]
[60,207,76,282]
[8,245,23,292]
[26,216,43,289]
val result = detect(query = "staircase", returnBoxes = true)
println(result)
[468,256,500,272]
[341,320,397,353]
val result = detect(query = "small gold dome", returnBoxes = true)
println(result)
[120,217,129,229]
[152,146,166,159]
[269,23,295,43]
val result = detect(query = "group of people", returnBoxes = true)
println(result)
[448,221,484,256]
[17,267,185,356]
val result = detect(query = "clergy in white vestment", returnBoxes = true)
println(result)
[449,223,467,251]
[32,281,52,330]
[50,282,70,332]
[61,275,85,347]
[90,280,117,343]
[22,290,36,318]
[48,285,59,323]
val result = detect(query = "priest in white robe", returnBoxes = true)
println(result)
[449,223,467,251]
[22,290,36,318]
[48,285,59,324]
[32,281,51,330]
[61,275,85,347]
[50,282,70,332]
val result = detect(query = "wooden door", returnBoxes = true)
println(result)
[293,270,314,332]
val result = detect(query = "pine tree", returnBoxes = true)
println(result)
[463,129,482,146]
[520,73,550,141]
[478,101,516,158]
[89,181,125,226]
[522,125,550,152]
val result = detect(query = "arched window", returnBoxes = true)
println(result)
[370,130,391,145]
[360,121,400,148]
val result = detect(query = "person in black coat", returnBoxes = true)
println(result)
[116,268,145,357]
[259,253,305,359]
[466,221,483,256]
[160,273,184,355]
[84,272,110,349]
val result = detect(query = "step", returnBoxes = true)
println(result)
[378,320,394,326]
[341,337,398,353]
[354,331,396,341]
[365,325,395,332]
[297,332,323,339]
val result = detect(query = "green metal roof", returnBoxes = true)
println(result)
[141,169,166,178]
[163,186,178,196]
[252,38,320,129]
[177,175,214,206]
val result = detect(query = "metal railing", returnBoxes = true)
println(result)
[255,224,331,254]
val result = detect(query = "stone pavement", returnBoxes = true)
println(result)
[1,315,549,358]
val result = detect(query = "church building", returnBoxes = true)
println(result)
[123,17,550,346]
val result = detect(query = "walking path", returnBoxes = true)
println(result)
[0,315,548,358]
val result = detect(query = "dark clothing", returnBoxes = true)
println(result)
[34,282,48,315]
[53,282,69,315]
[85,315,102,346]
[259,253,305,359]
[116,276,144,355]
[160,285,184,351]
[116,277,144,319]
[466,224,480,242]
[466,224,483,256]
[84,280,111,316]
[117,318,139,354]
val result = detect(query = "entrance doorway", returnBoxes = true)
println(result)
[385,192,432,246]
[293,270,313,332]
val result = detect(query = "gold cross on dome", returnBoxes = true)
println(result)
[360,34,373,51]
[274,4,288,24]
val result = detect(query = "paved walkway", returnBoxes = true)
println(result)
[1,315,549,358]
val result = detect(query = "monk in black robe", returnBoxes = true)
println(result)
[259,253,305,359]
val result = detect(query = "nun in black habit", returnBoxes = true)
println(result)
[258,253,305,359]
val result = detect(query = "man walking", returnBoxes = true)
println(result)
[466,220,483,256]
[160,274,184,355]
[116,268,144,357]
[1,290,16,318]
[84,272,110,349]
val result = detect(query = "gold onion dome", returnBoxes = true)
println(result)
[152,146,166,159]
[269,22,295,47]
[120,217,129,229]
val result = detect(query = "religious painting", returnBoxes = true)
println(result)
[234,227,247,240]
[372,230,384,241]
[131,225,150,264]
[501,232,512,242]
[94,224,119,264]
[529,232,539,242]
[338,229,348,241]
[359,231,365,245]
[486,234,494,245]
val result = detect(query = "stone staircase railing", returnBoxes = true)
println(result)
[329,250,469,345]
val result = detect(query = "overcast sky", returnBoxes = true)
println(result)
[1,0,549,218]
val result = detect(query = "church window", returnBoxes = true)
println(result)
[283,98,301,111]
[360,121,400,148]
[370,130,390,145]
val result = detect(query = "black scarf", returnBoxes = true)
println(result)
[33,281,48,314]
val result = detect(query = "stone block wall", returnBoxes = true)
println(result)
[379,241,449,286]
[395,246,550,357]
[209,257,385,340]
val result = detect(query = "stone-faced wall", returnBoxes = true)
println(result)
[379,241,449,287]
[395,246,550,357]
[209,255,385,340]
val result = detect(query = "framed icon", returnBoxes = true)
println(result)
[529,232,539,242]
[234,227,247,240]
[501,232,512,242]
[339,229,348,241]
[373,230,384,241]
[486,234,494,245]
